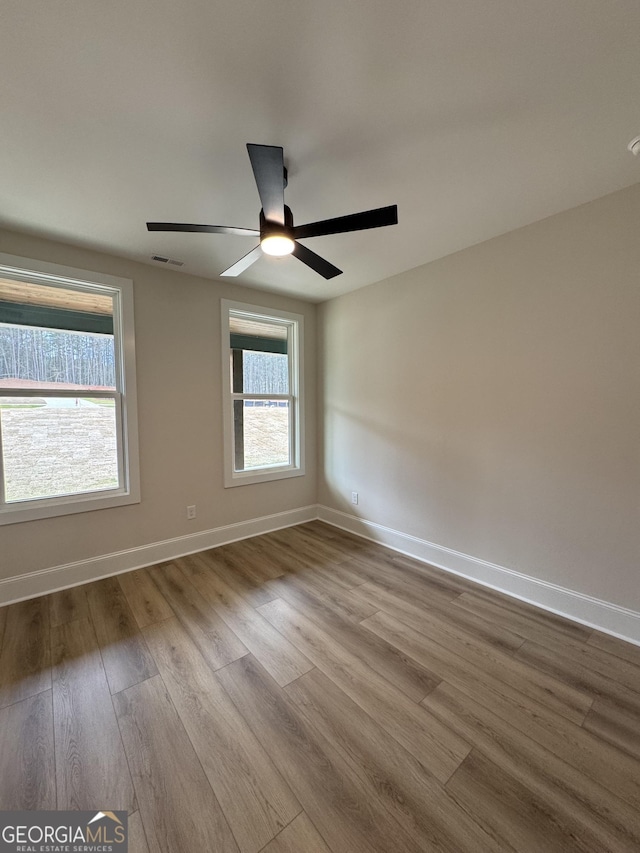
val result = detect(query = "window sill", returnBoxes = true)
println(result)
[0,487,140,526]
[224,465,305,488]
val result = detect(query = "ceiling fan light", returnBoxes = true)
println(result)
[261,234,295,256]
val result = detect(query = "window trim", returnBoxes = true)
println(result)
[0,252,140,525]
[221,299,305,488]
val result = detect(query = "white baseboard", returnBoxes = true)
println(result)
[0,505,318,605]
[318,505,640,647]
[4,500,639,648]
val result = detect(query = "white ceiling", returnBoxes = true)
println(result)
[2,1,639,303]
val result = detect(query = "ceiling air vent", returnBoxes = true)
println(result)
[151,254,184,266]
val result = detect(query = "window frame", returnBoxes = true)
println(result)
[221,299,304,487]
[0,252,140,525]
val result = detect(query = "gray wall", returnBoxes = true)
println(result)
[318,184,640,611]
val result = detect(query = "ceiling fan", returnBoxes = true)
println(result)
[147,143,398,280]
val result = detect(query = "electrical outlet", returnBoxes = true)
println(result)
[186,505,196,520]
[351,491,359,505]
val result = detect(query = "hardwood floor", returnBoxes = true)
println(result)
[1,521,639,852]
[52,617,136,812]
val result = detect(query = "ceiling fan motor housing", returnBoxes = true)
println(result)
[260,205,294,240]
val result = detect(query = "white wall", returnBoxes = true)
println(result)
[0,229,317,585]
[318,184,640,615]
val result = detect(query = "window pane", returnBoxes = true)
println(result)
[241,351,289,395]
[0,397,119,502]
[234,399,290,470]
[0,325,116,392]
[0,278,114,327]
[229,314,288,350]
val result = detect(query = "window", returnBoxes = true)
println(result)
[221,300,304,487]
[0,253,140,524]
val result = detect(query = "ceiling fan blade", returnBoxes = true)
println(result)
[219,245,263,277]
[292,242,342,279]
[293,204,398,240]
[246,144,285,225]
[147,222,259,237]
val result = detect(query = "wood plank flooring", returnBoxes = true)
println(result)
[51,617,136,812]
[1,521,639,852]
